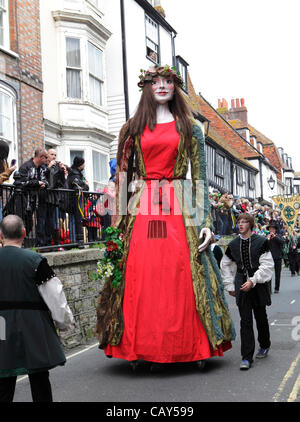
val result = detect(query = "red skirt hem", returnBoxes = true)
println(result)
[104,341,232,363]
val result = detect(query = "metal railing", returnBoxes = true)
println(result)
[0,184,112,251]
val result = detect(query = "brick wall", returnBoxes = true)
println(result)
[0,0,43,164]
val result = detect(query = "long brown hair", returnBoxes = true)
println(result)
[117,81,193,164]
[0,159,7,174]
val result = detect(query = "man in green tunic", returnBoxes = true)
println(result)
[0,215,73,402]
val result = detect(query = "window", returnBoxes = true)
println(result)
[285,177,293,195]
[249,172,255,190]
[70,150,84,168]
[66,37,82,99]
[176,56,188,91]
[88,42,103,106]
[0,84,17,163]
[145,15,159,63]
[93,150,108,190]
[236,167,244,186]
[215,153,225,178]
[0,0,9,49]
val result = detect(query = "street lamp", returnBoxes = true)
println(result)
[203,119,210,139]
[267,175,275,190]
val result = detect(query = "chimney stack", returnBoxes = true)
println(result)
[229,98,248,125]
[217,97,230,119]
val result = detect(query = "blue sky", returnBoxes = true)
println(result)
[163,0,300,170]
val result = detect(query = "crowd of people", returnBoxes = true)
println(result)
[210,190,300,282]
[0,144,116,248]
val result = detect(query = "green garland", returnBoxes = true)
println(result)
[94,227,124,288]
[138,64,184,89]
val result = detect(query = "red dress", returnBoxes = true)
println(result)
[105,121,231,362]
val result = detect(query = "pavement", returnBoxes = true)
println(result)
[12,267,300,403]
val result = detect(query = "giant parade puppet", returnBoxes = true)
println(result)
[95,64,235,373]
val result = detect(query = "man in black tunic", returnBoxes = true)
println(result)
[0,215,74,402]
[267,223,284,293]
[221,213,274,370]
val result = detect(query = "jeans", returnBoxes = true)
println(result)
[69,213,76,243]
[36,205,47,246]
[217,212,232,235]
[50,206,59,230]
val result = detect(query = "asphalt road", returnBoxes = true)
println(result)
[13,267,300,403]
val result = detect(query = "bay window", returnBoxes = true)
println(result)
[93,150,108,191]
[88,42,103,106]
[66,37,82,99]
[0,83,17,165]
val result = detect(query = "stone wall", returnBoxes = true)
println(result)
[45,248,105,349]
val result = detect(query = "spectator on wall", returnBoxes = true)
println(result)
[66,156,89,244]
[14,149,49,246]
[45,148,68,246]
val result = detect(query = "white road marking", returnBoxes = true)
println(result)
[17,342,99,383]
[270,320,293,327]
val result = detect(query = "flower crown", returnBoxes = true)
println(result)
[138,64,184,89]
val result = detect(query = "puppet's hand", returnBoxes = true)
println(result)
[198,228,212,253]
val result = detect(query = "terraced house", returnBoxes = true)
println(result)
[224,99,295,198]
[40,0,114,192]
[0,0,43,168]
[186,90,259,201]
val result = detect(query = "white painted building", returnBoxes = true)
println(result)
[40,0,187,187]
[102,0,181,156]
[40,0,115,191]
[277,147,296,195]
[294,173,300,195]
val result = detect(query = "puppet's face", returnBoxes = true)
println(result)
[151,76,174,104]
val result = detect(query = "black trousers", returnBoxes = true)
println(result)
[288,253,299,275]
[0,371,53,402]
[273,258,282,291]
[238,295,271,363]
